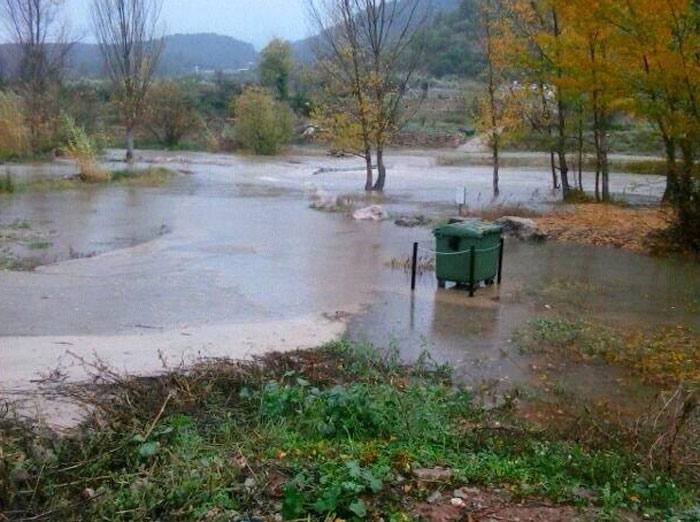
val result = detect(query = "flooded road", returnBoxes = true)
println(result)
[0,149,697,420]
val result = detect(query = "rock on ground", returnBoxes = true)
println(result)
[495,216,548,241]
[353,205,388,221]
[395,215,429,228]
[412,467,453,482]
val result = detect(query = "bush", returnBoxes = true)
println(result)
[59,115,110,182]
[145,80,202,148]
[0,91,29,160]
[232,87,293,155]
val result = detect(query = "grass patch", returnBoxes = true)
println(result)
[518,318,700,388]
[0,171,14,194]
[2,167,178,194]
[26,240,52,250]
[7,220,31,230]
[109,167,177,186]
[1,341,698,520]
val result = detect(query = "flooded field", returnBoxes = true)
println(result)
[1,149,697,420]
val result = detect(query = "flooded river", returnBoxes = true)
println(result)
[0,149,697,421]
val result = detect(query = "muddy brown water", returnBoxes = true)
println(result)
[0,149,697,418]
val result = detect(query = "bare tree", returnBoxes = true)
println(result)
[309,0,429,191]
[309,0,376,190]
[91,0,164,161]
[1,0,73,151]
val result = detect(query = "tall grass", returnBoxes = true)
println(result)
[0,91,29,160]
[60,115,111,182]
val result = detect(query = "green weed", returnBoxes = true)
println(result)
[26,240,51,250]
[0,340,697,520]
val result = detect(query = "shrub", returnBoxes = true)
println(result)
[145,80,202,148]
[59,115,110,182]
[0,91,29,160]
[232,87,293,155]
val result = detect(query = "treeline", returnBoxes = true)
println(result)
[455,0,699,248]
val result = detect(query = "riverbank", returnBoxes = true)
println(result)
[2,341,698,521]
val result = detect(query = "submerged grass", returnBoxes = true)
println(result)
[518,318,700,387]
[516,318,700,492]
[2,167,177,194]
[1,341,698,520]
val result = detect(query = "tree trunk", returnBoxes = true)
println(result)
[577,113,584,191]
[364,148,374,191]
[550,151,559,190]
[676,139,698,246]
[492,135,500,198]
[593,106,602,202]
[125,126,135,162]
[551,9,570,199]
[599,126,610,202]
[373,147,386,191]
[662,136,679,203]
[556,96,570,199]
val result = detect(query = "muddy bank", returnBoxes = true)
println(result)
[1,315,346,428]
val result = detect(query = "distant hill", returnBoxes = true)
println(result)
[292,0,462,63]
[0,33,258,79]
[157,33,257,75]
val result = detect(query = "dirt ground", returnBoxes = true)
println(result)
[410,485,639,522]
[535,204,672,254]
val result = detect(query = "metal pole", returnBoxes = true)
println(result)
[411,242,418,291]
[497,237,504,285]
[469,245,476,297]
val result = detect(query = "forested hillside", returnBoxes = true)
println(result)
[416,0,483,77]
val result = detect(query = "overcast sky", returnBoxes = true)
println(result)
[65,0,312,49]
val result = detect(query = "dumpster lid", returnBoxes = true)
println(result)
[433,220,503,239]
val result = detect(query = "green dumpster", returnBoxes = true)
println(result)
[433,220,503,293]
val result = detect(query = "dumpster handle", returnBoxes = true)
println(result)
[417,244,501,256]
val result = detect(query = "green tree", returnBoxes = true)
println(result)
[259,39,293,101]
[146,80,202,148]
[232,87,293,155]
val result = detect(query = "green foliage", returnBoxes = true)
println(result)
[414,0,484,78]
[259,39,293,101]
[232,87,294,155]
[1,341,697,520]
[145,80,202,148]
